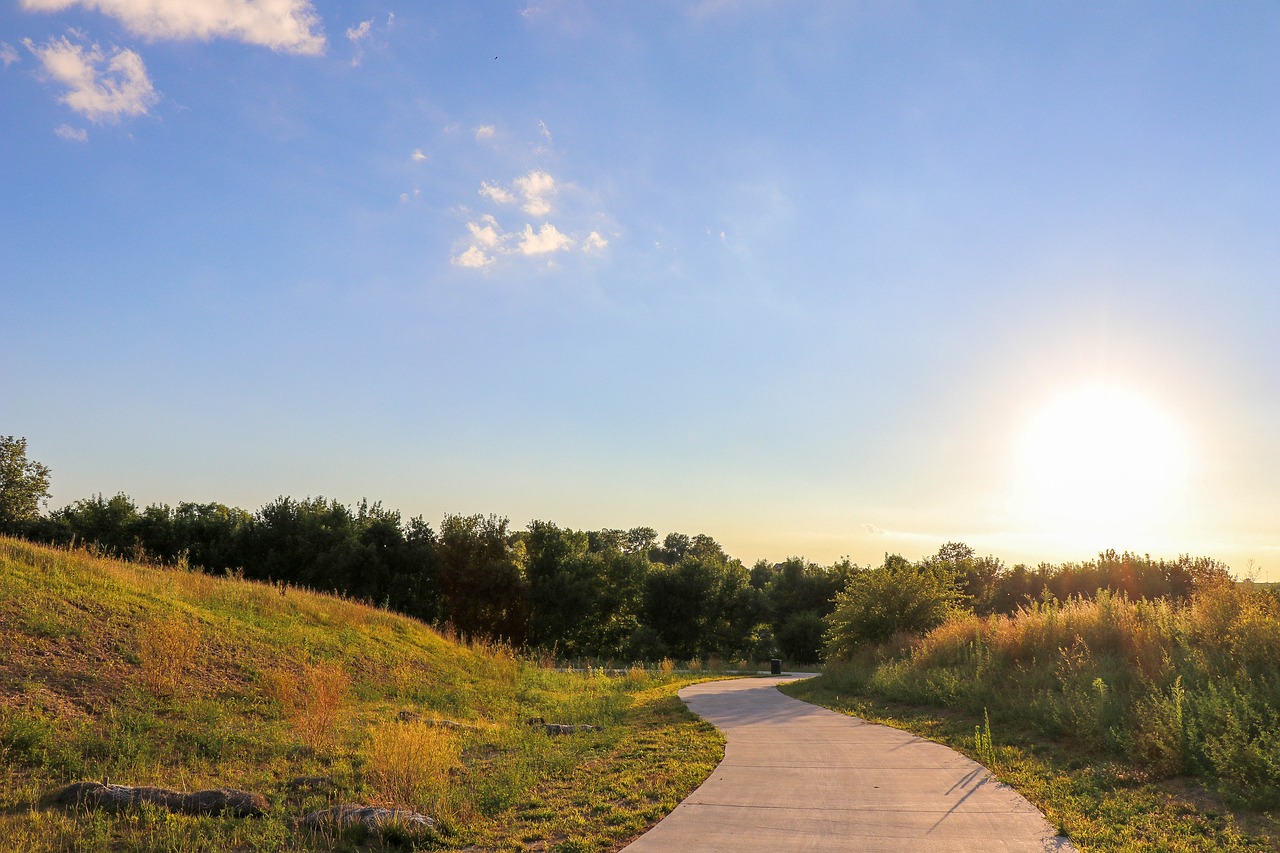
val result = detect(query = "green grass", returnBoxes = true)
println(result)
[0,537,724,851]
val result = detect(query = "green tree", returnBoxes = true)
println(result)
[824,555,963,659]
[0,436,52,529]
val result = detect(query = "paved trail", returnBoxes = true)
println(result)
[623,676,1075,852]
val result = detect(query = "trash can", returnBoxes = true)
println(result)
[770,658,782,675]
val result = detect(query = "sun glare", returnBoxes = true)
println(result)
[1011,384,1192,550]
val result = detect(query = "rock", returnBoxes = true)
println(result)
[50,781,268,817]
[397,711,480,731]
[300,804,435,832]
[544,723,603,735]
[285,776,336,793]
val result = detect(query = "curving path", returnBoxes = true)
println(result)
[623,675,1075,852]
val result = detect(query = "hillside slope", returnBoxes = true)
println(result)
[0,537,723,851]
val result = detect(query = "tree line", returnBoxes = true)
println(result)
[0,436,1234,663]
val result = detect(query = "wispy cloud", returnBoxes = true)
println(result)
[346,20,371,41]
[411,148,427,162]
[582,231,608,253]
[474,124,495,141]
[54,123,88,141]
[20,0,327,55]
[1,42,19,68]
[346,18,371,65]
[24,35,156,122]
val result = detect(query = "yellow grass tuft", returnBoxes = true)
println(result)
[262,661,350,751]
[136,615,200,696]
[365,720,461,811]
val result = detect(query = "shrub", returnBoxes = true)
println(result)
[825,559,962,660]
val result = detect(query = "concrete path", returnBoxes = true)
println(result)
[623,675,1075,852]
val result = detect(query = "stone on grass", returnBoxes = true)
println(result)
[300,804,436,833]
[51,781,268,817]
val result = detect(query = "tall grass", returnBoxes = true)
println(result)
[825,582,1280,805]
[364,720,461,814]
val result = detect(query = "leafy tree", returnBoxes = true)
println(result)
[825,554,963,659]
[643,538,764,659]
[0,436,51,529]
[51,493,143,555]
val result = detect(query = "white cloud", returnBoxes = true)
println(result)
[474,124,495,140]
[1,42,19,68]
[479,180,515,205]
[451,245,493,268]
[21,0,327,55]
[25,35,156,122]
[537,119,552,145]
[411,148,427,162]
[346,19,371,41]
[582,231,608,253]
[513,169,555,217]
[517,222,573,255]
[466,214,504,249]
[345,17,371,65]
[399,192,409,203]
[54,123,88,141]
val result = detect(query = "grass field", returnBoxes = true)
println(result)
[0,537,724,851]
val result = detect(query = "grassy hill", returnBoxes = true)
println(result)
[0,537,723,851]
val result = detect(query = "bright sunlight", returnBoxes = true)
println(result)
[1011,383,1192,549]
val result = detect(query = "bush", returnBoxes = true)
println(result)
[824,557,962,660]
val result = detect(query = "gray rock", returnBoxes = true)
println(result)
[300,804,435,832]
[51,781,268,817]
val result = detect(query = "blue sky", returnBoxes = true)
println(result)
[3,1,1279,575]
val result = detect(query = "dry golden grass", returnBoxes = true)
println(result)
[136,614,200,696]
[262,661,351,751]
[658,657,675,675]
[365,720,462,811]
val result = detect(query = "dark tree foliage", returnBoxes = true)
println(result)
[523,521,646,657]
[435,513,528,644]
[641,544,765,660]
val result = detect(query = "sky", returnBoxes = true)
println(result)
[2,1,1279,576]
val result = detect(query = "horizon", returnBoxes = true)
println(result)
[3,2,1278,578]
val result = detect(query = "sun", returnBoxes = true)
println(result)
[1011,383,1192,550]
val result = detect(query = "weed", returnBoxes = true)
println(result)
[974,708,996,768]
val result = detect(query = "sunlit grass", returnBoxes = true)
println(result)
[0,536,724,851]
